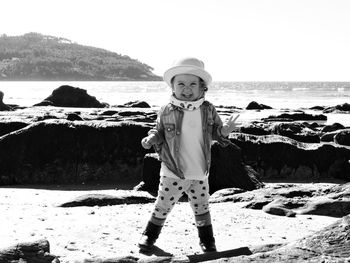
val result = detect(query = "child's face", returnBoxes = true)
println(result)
[172,74,203,101]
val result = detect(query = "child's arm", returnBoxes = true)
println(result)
[220,114,240,137]
[141,106,165,149]
[141,134,158,149]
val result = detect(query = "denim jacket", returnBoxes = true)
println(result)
[148,100,230,179]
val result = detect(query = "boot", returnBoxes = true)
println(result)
[197,225,217,252]
[138,221,162,252]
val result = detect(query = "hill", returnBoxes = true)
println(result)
[0,33,161,81]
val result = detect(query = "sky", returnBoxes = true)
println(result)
[1,0,349,81]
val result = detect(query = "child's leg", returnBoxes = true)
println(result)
[187,178,217,252]
[139,176,188,251]
[150,176,189,225]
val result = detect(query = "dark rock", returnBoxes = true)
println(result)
[229,133,350,181]
[66,113,84,121]
[0,120,152,185]
[239,122,271,136]
[264,112,327,121]
[100,110,119,116]
[246,101,273,110]
[0,239,59,263]
[117,110,146,117]
[0,121,28,137]
[334,129,350,146]
[320,131,338,142]
[0,90,12,111]
[58,192,155,207]
[123,100,151,108]
[139,142,264,194]
[324,103,350,113]
[271,122,320,143]
[321,122,345,133]
[33,85,106,108]
[209,142,264,193]
[310,105,326,110]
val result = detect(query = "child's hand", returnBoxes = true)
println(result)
[221,114,240,137]
[141,134,156,149]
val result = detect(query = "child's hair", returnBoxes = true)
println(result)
[170,77,208,92]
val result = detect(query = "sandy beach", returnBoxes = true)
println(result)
[0,184,340,262]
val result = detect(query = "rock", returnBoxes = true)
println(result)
[226,215,350,262]
[209,142,264,193]
[0,90,12,111]
[0,120,152,185]
[310,105,326,110]
[123,100,151,108]
[66,112,84,121]
[58,191,155,207]
[334,129,350,146]
[321,122,345,133]
[320,130,339,142]
[298,198,350,217]
[246,101,272,110]
[229,133,350,181]
[0,121,28,137]
[263,112,327,121]
[262,198,297,217]
[0,239,59,262]
[239,122,271,136]
[271,122,320,143]
[33,85,106,108]
[324,103,350,113]
[139,142,264,194]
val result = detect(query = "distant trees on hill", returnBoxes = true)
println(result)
[0,32,161,81]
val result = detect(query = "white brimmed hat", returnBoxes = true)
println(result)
[163,57,212,87]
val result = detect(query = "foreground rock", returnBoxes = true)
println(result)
[211,182,350,218]
[33,85,106,108]
[0,239,59,262]
[58,191,155,207]
[0,120,152,185]
[138,141,264,194]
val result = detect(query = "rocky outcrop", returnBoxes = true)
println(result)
[138,142,264,194]
[324,103,350,113]
[263,112,327,121]
[246,101,272,110]
[58,191,155,207]
[33,85,106,108]
[0,90,12,111]
[334,129,350,146]
[271,122,320,143]
[224,215,350,262]
[122,100,151,108]
[229,133,350,181]
[211,182,350,218]
[0,239,59,262]
[0,120,152,185]
[0,121,29,136]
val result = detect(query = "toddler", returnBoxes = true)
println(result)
[139,57,239,253]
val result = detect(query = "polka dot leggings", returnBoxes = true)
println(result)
[151,176,211,223]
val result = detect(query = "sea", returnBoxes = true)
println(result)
[0,81,349,125]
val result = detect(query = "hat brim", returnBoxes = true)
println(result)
[163,66,212,87]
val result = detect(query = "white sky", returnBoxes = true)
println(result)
[0,0,349,81]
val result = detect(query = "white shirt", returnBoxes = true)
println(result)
[160,108,207,180]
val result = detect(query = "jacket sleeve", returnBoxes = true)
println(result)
[211,104,232,147]
[148,106,165,151]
